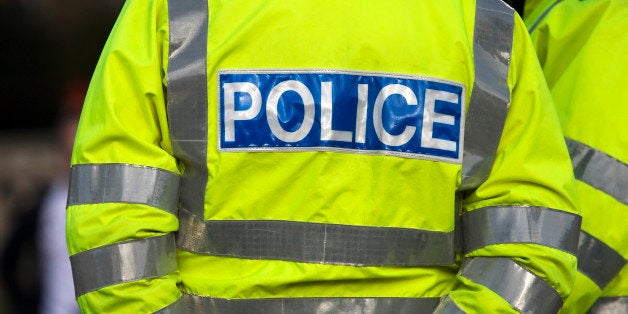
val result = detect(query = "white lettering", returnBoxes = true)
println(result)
[321,82,353,142]
[421,89,458,151]
[373,84,417,147]
[223,82,262,142]
[354,84,369,144]
[266,80,315,143]
[222,75,462,160]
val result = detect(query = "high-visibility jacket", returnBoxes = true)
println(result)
[67,0,581,313]
[524,0,628,313]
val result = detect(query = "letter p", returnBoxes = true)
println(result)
[223,82,262,142]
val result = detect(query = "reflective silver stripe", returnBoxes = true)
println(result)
[567,138,628,205]
[67,163,180,215]
[528,0,563,33]
[577,231,626,289]
[434,295,465,314]
[156,293,441,314]
[70,234,177,297]
[462,206,581,255]
[167,0,208,217]
[460,0,514,191]
[176,208,455,266]
[461,257,562,314]
[453,193,463,254]
[589,297,628,314]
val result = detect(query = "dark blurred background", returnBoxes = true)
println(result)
[0,1,124,313]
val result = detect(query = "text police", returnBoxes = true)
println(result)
[219,70,465,163]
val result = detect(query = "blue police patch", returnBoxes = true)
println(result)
[218,70,465,163]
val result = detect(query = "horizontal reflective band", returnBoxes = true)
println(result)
[177,209,455,266]
[156,293,441,314]
[567,138,628,205]
[68,164,180,215]
[460,257,562,314]
[434,295,464,314]
[588,297,628,314]
[70,234,177,297]
[460,0,513,191]
[462,206,581,255]
[577,230,626,289]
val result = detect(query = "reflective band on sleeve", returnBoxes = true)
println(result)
[588,297,628,314]
[70,234,177,297]
[567,138,628,205]
[462,206,581,255]
[434,295,465,314]
[167,0,209,217]
[460,257,562,314]
[155,293,441,314]
[577,230,626,289]
[176,208,455,266]
[154,295,186,314]
[460,0,514,191]
[67,163,180,215]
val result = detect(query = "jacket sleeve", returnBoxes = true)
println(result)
[436,12,581,314]
[524,1,628,312]
[65,0,182,312]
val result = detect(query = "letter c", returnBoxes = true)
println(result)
[373,84,418,146]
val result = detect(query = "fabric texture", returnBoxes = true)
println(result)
[524,0,628,313]
[67,1,580,313]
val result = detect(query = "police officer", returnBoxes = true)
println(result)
[524,0,628,313]
[67,0,581,312]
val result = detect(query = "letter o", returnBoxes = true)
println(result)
[266,80,315,143]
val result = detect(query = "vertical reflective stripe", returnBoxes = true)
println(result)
[461,257,562,314]
[167,0,208,216]
[588,297,628,314]
[67,163,180,215]
[462,206,581,255]
[567,138,628,205]
[434,295,465,314]
[70,234,177,297]
[155,293,441,314]
[453,193,463,254]
[460,0,514,191]
[577,231,626,289]
[527,0,563,33]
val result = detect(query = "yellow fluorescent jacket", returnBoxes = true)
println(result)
[525,0,628,313]
[67,0,581,313]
